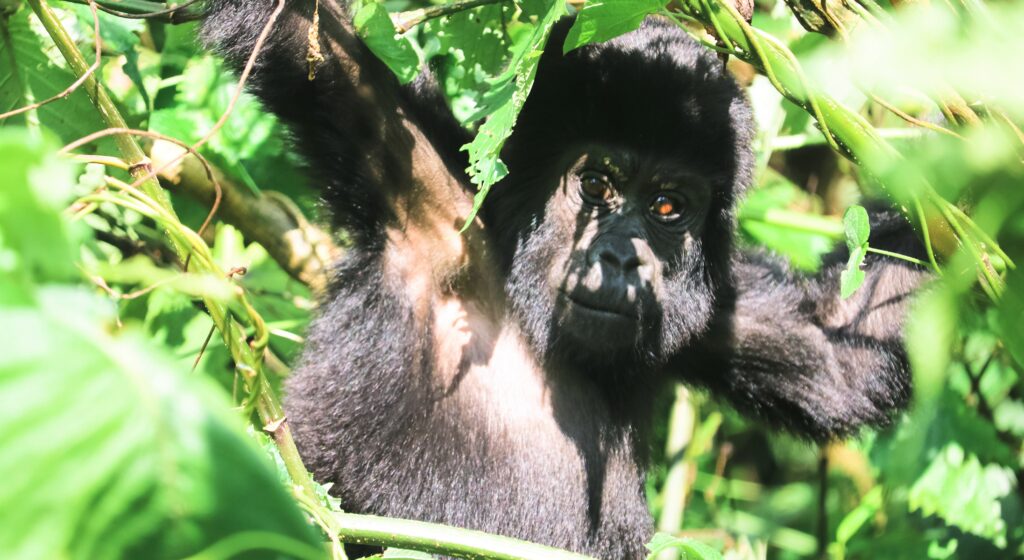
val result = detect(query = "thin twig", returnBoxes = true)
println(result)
[134,0,286,193]
[0,0,99,122]
[391,0,505,33]
[59,0,202,22]
[60,127,223,238]
[869,94,964,140]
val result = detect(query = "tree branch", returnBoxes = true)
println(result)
[333,513,597,560]
[59,0,201,23]
[150,140,340,294]
[391,0,505,33]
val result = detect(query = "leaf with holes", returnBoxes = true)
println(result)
[563,0,669,53]
[354,1,420,84]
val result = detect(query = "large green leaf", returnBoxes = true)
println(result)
[423,4,511,124]
[909,443,1014,548]
[460,0,567,225]
[0,128,323,560]
[0,289,324,560]
[0,129,80,287]
[353,1,420,84]
[0,9,107,144]
[563,0,668,53]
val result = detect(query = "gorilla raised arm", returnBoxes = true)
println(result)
[203,2,927,557]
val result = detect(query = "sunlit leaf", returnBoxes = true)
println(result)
[909,443,1014,548]
[645,533,723,560]
[563,0,668,53]
[354,1,420,84]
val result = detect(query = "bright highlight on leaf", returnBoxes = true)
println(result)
[644,533,723,560]
[354,1,421,84]
[458,0,568,230]
[563,0,669,53]
[840,205,871,299]
[0,130,323,560]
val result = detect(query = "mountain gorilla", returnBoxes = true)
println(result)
[203,1,928,557]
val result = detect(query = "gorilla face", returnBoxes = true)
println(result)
[502,145,718,369]
[485,19,753,372]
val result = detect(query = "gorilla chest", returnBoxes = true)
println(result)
[416,302,655,554]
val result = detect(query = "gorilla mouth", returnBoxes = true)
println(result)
[561,291,637,320]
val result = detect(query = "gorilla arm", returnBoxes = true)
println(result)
[202,0,479,289]
[675,211,931,441]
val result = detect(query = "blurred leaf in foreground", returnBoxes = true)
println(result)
[645,533,723,560]
[0,128,323,560]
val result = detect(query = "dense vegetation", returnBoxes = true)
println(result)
[1,0,1023,558]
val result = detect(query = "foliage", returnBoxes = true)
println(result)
[1,0,1023,558]
[0,131,323,560]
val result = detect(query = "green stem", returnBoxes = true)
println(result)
[29,0,160,196]
[29,0,320,503]
[945,202,1015,270]
[656,385,696,560]
[334,513,597,560]
[740,207,845,239]
[935,198,1001,297]
[59,0,201,22]
[912,197,942,275]
[771,128,922,151]
[865,247,928,267]
[392,0,506,32]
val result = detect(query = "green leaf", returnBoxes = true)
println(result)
[354,1,420,84]
[563,0,668,53]
[839,205,870,299]
[644,533,723,560]
[840,245,866,299]
[460,0,567,228]
[908,443,1014,548]
[0,287,324,560]
[0,129,81,287]
[835,487,883,545]
[0,10,108,144]
[424,4,511,124]
[998,266,1024,371]
[842,204,870,252]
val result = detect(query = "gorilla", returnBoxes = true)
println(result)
[202,1,928,557]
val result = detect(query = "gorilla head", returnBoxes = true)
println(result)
[486,19,755,370]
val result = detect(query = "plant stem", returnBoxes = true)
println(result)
[865,247,928,267]
[392,0,506,33]
[28,0,161,197]
[333,513,597,560]
[29,0,320,502]
[740,207,845,239]
[656,385,696,560]
[59,0,201,22]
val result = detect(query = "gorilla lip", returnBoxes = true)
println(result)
[560,290,637,320]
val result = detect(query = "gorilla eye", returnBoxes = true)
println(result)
[650,193,684,223]
[579,171,614,203]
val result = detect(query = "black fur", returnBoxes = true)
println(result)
[202,2,928,557]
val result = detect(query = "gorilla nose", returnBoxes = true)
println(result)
[588,238,652,283]
[596,246,641,272]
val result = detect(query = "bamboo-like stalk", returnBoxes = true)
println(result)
[668,0,1013,294]
[333,513,598,560]
[26,0,321,507]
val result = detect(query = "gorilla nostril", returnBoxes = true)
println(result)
[599,248,640,272]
